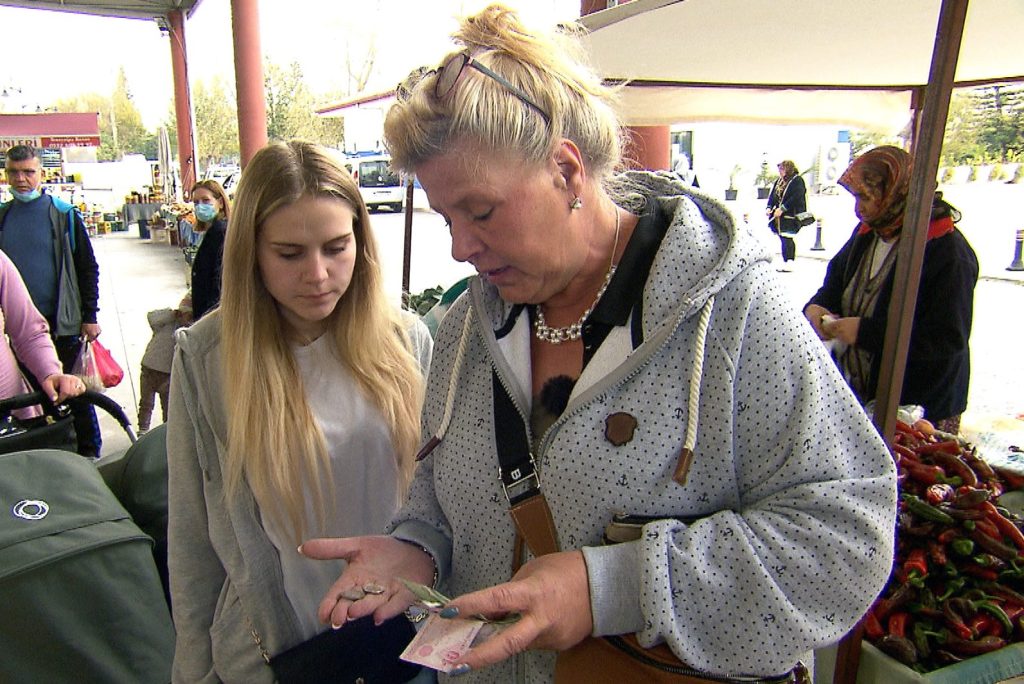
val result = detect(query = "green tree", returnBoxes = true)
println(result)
[193,76,240,170]
[53,67,156,160]
[111,67,156,159]
[265,61,345,147]
[941,83,1024,165]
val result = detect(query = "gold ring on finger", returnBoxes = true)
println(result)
[363,582,386,595]
[340,587,366,601]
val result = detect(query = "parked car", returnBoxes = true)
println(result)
[352,155,404,213]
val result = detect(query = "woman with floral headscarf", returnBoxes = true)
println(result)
[803,145,979,433]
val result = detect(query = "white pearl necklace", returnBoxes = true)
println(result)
[534,208,621,345]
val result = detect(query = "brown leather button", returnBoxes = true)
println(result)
[604,412,637,446]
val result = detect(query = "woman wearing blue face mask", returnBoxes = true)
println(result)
[189,180,231,320]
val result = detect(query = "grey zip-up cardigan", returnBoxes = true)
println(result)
[389,172,897,682]
[167,311,432,683]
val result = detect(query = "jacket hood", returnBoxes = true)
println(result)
[614,170,771,324]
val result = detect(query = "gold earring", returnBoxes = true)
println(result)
[569,197,583,210]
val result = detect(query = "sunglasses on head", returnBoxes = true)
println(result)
[396,51,551,127]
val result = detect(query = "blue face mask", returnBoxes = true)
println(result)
[194,203,219,223]
[11,188,41,203]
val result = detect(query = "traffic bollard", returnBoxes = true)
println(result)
[1009,229,1024,272]
[810,218,826,251]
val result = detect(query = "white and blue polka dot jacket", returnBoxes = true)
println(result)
[391,172,897,682]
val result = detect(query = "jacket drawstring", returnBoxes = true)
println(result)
[674,296,714,485]
[415,308,473,461]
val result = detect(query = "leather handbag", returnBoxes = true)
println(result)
[268,614,422,684]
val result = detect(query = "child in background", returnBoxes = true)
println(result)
[138,294,192,433]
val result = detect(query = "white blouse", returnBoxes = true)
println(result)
[264,334,402,639]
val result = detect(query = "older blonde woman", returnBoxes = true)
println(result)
[303,6,896,682]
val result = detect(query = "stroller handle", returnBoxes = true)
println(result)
[0,389,137,443]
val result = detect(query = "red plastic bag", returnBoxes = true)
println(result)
[91,340,124,388]
[90,340,124,388]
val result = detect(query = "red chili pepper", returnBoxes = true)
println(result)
[974,517,1003,540]
[937,528,961,544]
[943,601,976,640]
[902,460,949,486]
[903,548,929,577]
[863,609,885,640]
[981,501,1024,551]
[970,613,995,635]
[897,420,927,441]
[962,564,999,581]
[893,443,919,462]
[888,612,910,638]
[917,440,962,455]
[1002,603,1024,621]
[929,450,980,487]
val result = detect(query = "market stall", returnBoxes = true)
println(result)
[0,112,111,233]
[0,111,100,207]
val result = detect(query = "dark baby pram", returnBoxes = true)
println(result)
[0,391,174,683]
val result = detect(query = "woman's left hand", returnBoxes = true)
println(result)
[440,550,592,674]
[41,373,86,403]
[823,316,860,346]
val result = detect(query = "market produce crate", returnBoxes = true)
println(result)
[860,420,1024,683]
[858,640,1024,683]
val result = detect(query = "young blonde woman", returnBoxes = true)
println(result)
[167,141,433,683]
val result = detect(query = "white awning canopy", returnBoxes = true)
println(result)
[579,0,1024,128]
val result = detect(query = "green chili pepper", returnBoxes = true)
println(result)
[902,493,956,524]
[978,601,1014,635]
[951,538,975,556]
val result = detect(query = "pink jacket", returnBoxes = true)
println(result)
[0,250,63,406]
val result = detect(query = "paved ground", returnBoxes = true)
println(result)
[92,181,1024,461]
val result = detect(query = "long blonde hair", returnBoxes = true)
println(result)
[385,4,623,185]
[220,140,424,542]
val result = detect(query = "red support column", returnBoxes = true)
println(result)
[579,1,671,171]
[166,10,197,198]
[231,0,268,168]
[625,125,671,171]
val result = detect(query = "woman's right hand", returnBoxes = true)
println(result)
[300,535,436,628]
[42,373,86,404]
[804,304,834,340]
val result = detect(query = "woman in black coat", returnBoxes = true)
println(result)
[765,160,806,271]
[803,146,978,433]
[189,179,230,319]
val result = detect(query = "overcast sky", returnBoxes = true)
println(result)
[1,0,580,129]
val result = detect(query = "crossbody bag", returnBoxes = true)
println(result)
[492,371,806,684]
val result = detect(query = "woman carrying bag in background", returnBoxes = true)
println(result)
[766,160,807,271]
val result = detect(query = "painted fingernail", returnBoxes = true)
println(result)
[450,663,471,676]
[296,545,304,555]
[439,606,459,619]
[331,622,342,630]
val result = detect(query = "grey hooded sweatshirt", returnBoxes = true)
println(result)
[389,171,897,682]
